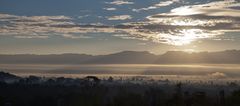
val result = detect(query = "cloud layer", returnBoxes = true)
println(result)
[0,0,240,46]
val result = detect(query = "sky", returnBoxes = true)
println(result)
[0,0,240,55]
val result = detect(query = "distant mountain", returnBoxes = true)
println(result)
[155,50,240,64]
[0,50,239,64]
[0,53,94,64]
[85,51,157,64]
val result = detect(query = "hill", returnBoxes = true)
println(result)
[0,50,239,64]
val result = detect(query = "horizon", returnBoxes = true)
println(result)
[0,49,239,55]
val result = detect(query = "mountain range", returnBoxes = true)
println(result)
[0,50,240,64]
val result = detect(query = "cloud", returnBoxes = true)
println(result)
[78,15,90,19]
[105,1,134,5]
[123,0,240,45]
[14,35,49,39]
[62,34,92,39]
[155,0,179,7]
[207,72,227,79]
[113,34,136,40]
[141,0,240,45]
[0,0,240,46]
[161,0,240,17]
[0,13,111,39]
[133,0,179,12]
[0,14,77,38]
[107,15,132,20]
[103,8,117,11]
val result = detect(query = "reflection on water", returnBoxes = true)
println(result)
[0,64,240,81]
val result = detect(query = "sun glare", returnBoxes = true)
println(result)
[157,29,211,46]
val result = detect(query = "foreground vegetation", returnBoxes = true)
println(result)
[0,71,240,106]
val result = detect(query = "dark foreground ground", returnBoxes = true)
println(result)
[0,71,240,106]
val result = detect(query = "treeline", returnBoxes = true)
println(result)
[0,73,240,106]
